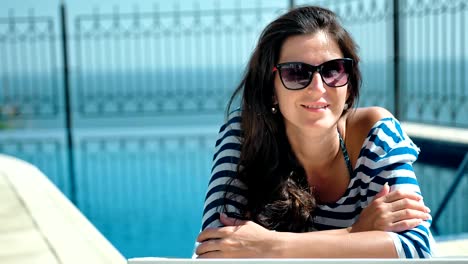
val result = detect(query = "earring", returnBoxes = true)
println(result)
[271,106,278,114]
[343,103,349,110]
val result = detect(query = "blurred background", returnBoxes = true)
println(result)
[0,0,467,259]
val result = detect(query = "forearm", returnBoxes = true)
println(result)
[274,230,397,258]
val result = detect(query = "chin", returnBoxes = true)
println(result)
[301,119,337,131]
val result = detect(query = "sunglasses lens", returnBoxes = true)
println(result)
[279,63,312,89]
[321,60,350,87]
[275,59,352,89]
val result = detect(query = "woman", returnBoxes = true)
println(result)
[195,6,434,258]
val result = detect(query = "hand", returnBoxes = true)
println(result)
[196,213,279,258]
[350,183,431,233]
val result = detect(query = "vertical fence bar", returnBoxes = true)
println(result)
[432,152,468,235]
[60,1,76,204]
[393,0,400,119]
[289,0,295,10]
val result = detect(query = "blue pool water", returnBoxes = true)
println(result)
[1,64,467,257]
[1,127,466,258]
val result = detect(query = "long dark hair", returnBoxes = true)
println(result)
[225,6,362,232]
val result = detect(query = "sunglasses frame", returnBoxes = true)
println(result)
[273,58,354,90]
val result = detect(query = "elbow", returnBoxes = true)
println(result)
[391,224,435,258]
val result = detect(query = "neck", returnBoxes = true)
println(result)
[288,127,340,172]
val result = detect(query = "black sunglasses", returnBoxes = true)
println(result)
[273,58,353,90]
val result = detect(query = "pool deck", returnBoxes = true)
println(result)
[0,154,126,264]
[402,121,468,145]
[436,235,468,257]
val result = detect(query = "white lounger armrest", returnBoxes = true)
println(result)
[0,154,126,264]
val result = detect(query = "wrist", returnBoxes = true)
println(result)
[268,231,290,258]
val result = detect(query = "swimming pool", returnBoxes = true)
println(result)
[1,127,466,258]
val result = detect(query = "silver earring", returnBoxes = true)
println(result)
[343,103,349,110]
[271,106,278,114]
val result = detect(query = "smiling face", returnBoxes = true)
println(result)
[274,31,350,136]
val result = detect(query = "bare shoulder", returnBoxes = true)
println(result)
[348,106,394,128]
[344,107,394,150]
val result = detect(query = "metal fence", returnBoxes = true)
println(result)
[308,0,468,126]
[0,12,61,120]
[72,5,282,116]
[0,0,467,125]
[0,0,467,258]
[398,0,467,125]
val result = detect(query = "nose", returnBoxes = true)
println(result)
[306,71,326,93]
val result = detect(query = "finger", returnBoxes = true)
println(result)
[384,190,423,203]
[197,251,224,258]
[390,199,431,213]
[197,225,241,242]
[387,219,423,232]
[195,239,220,256]
[390,209,431,223]
[220,213,247,226]
[197,227,225,242]
[374,182,390,200]
[197,250,233,259]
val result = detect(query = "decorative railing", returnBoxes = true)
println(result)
[0,11,61,121]
[1,0,466,125]
[72,5,281,116]
[303,0,468,127]
[1,0,467,258]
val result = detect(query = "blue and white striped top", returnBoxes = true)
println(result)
[200,110,435,258]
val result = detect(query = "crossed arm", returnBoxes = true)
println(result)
[196,183,431,258]
[195,114,434,258]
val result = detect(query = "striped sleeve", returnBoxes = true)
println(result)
[359,117,435,258]
[200,110,247,230]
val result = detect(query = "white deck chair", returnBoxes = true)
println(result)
[0,154,126,264]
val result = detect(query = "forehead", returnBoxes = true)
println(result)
[278,31,343,64]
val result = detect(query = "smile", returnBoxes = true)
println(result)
[301,104,329,109]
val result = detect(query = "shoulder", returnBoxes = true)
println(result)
[347,107,419,157]
[346,106,394,136]
[344,107,394,156]
[215,109,242,145]
[345,107,419,159]
[221,108,242,132]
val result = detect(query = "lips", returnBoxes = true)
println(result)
[301,103,329,109]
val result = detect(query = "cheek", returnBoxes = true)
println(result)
[331,85,349,103]
[275,88,295,114]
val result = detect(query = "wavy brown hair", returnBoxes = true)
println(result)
[224,6,362,232]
